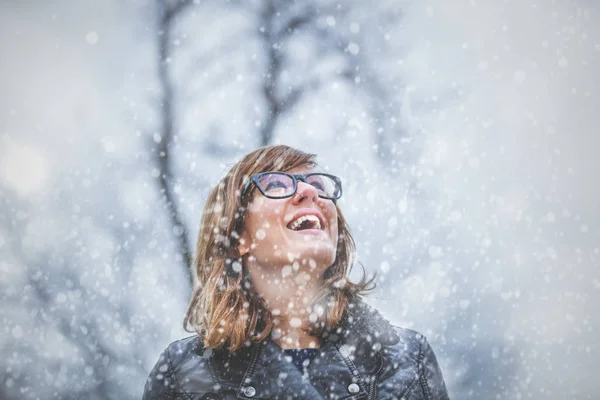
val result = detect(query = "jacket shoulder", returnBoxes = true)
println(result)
[391,326,424,352]
[381,326,450,400]
[163,335,207,366]
[142,335,215,399]
[382,326,425,366]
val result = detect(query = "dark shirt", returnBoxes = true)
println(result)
[282,348,319,371]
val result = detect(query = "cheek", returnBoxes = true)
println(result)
[246,200,285,234]
[322,204,338,228]
[247,196,266,212]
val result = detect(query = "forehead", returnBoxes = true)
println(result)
[284,164,317,175]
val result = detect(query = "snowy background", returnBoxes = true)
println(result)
[1,0,599,399]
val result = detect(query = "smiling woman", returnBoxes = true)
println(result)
[142,145,450,400]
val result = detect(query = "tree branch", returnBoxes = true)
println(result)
[154,0,194,288]
[257,2,318,146]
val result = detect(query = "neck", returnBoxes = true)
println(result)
[246,258,324,349]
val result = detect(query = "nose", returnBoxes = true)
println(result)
[293,181,318,204]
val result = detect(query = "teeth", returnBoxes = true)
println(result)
[289,214,321,231]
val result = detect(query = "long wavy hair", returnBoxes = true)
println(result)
[183,145,374,351]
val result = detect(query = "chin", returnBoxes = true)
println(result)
[293,244,336,267]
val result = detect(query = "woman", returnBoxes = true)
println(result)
[143,145,450,400]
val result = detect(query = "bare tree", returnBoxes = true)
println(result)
[255,1,317,146]
[251,0,406,153]
[150,0,409,287]
[152,0,194,288]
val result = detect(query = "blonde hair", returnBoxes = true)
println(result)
[183,145,374,351]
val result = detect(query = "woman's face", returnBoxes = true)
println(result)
[239,165,339,275]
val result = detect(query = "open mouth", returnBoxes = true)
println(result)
[287,214,322,231]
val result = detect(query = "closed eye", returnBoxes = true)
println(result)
[265,180,288,191]
[310,182,326,192]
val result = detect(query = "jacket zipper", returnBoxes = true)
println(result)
[367,352,385,400]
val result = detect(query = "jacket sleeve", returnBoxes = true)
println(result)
[418,336,450,400]
[142,348,179,400]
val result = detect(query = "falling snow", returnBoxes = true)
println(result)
[1,1,599,399]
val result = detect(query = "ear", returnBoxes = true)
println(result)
[238,235,250,256]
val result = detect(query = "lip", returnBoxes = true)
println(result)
[290,228,325,235]
[286,209,325,232]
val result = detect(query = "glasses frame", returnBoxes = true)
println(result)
[241,172,343,201]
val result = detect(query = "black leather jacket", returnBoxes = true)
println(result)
[143,300,450,399]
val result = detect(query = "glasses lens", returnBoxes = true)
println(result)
[256,173,295,197]
[306,174,341,199]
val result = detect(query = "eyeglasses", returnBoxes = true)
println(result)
[241,172,342,200]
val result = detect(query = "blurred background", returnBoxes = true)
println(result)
[1,0,599,398]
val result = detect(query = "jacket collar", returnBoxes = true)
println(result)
[206,296,398,399]
[330,297,399,346]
